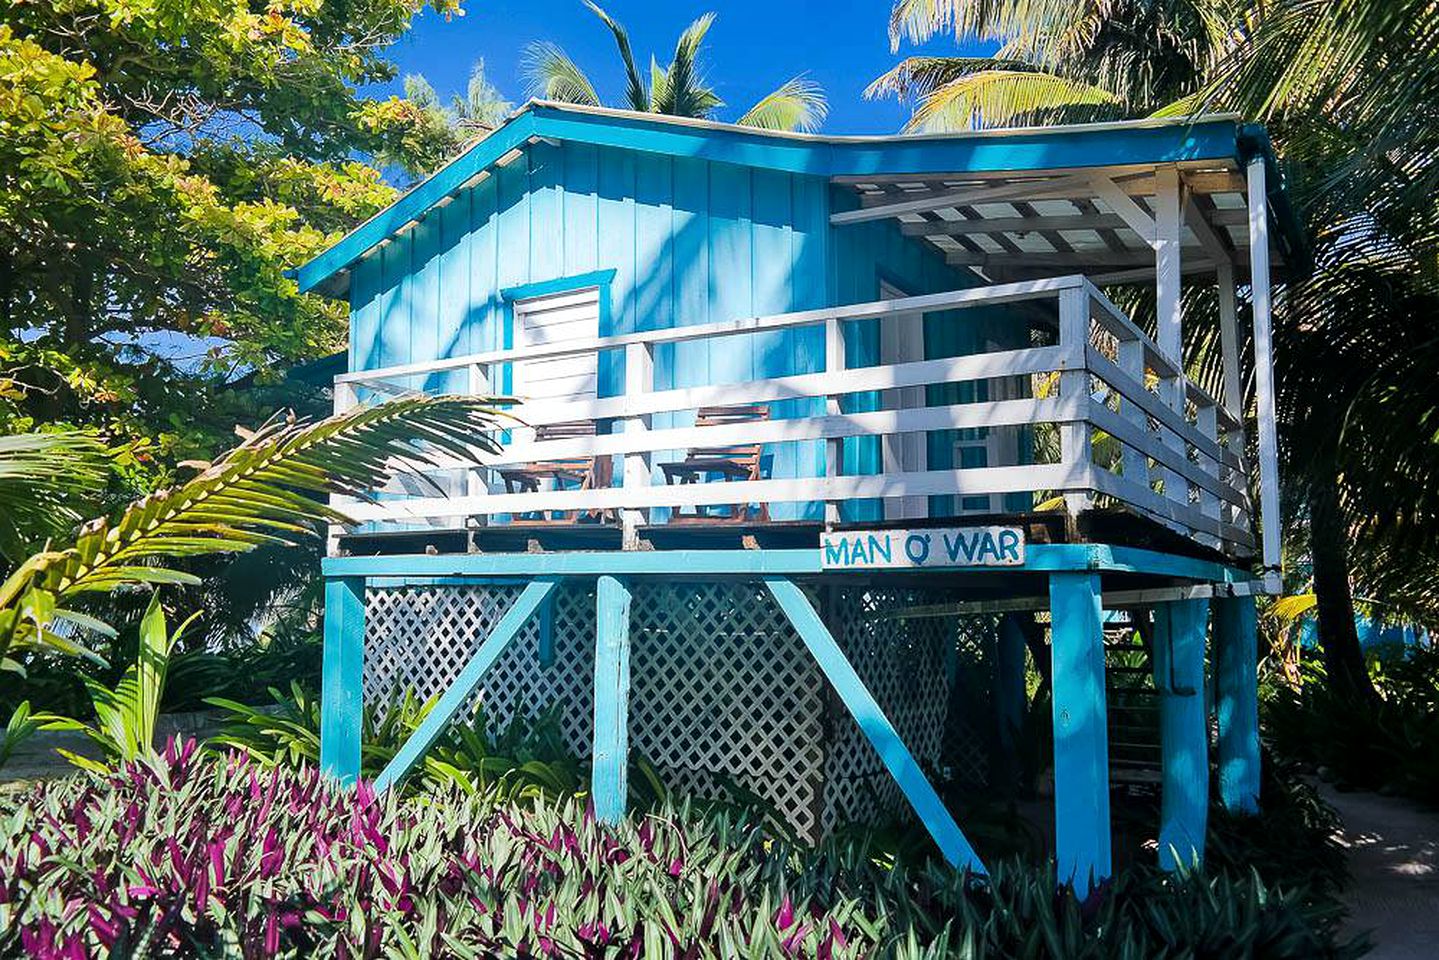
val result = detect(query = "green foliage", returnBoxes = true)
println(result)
[37,592,197,772]
[523,2,827,132]
[207,683,586,801]
[0,701,39,768]
[0,745,1363,957]
[0,395,504,668]
[1265,648,1439,804]
[0,430,110,562]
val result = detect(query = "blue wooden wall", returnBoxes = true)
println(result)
[349,140,1002,519]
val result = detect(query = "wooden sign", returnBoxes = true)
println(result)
[821,526,1025,570]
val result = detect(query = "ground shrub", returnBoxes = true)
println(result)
[0,741,1365,958]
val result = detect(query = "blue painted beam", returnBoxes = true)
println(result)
[1153,598,1211,870]
[1049,572,1111,888]
[320,577,366,786]
[373,578,559,793]
[592,575,633,824]
[322,543,1252,583]
[1214,595,1261,814]
[764,577,987,875]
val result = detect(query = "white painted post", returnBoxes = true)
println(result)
[825,316,845,526]
[1116,338,1152,492]
[466,362,492,506]
[1058,287,1092,516]
[621,342,654,548]
[1247,158,1283,589]
[1154,166,1188,509]
[1216,264,1245,528]
[329,380,359,555]
[1196,400,1221,546]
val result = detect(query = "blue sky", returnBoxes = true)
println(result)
[375,0,991,135]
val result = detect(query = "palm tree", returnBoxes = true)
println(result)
[867,0,1230,130]
[868,0,1439,705]
[523,2,827,132]
[0,396,505,671]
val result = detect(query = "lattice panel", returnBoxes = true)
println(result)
[364,582,596,758]
[361,579,984,841]
[821,588,964,831]
[629,582,828,840]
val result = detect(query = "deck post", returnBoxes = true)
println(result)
[994,613,1028,797]
[764,577,986,874]
[1152,597,1210,869]
[1057,286,1093,516]
[373,578,558,793]
[1214,594,1261,814]
[1247,157,1283,589]
[320,576,366,786]
[1154,165,1187,503]
[824,317,845,525]
[622,342,654,548]
[1048,571,1111,887]
[592,574,634,823]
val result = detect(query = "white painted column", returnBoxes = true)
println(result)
[1216,265,1245,529]
[1246,158,1283,588]
[1154,166,1188,508]
[621,342,654,548]
[825,317,845,526]
[1058,286,1093,516]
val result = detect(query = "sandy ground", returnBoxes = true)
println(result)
[1321,783,1439,958]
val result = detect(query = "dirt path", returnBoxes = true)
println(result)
[1320,783,1439,958]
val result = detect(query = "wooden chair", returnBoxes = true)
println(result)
[660,404,770,523]
[497,421,613,523]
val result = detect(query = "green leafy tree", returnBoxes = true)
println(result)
[0,1,470,494]
[392,60,516,178]
[524,1,827,132]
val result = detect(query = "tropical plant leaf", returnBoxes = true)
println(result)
[583,1,650,111]
[0,431,110,562]
[900,67,1124,131]
[736,76,828,133]
[0,395,507,664]
[523,42,602,106]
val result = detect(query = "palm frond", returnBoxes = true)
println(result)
[866,55,1035,101]
[0,396,507,664]
[900,68,1123,131]
[522,42,602,107]
[583,0,650,111]
[0,431,109,562]
[887,0,1098,51]
[735,76,828,133]
[658,12,720,119]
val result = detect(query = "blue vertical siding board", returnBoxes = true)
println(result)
[497,158,530,293]
[634,153,674,335]
[708,162,754,387]
[349,253,382,372]
[563,141,600,277]
[669,156,711,390]
[437,191,471,381]
[1215,595,1261,814]
[468,176,501,355]
[379,237,411,367]
[752,169,798,518]
[410,214,442,384]
[789,174,828,519]
[596,147,635,397]
[1153,598,1211,870]
[529,142,563,283]
[319,577,365,786]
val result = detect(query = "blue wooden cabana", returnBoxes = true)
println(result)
[298,102,1302,885]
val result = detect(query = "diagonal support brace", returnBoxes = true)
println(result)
[374,578,560,793]
[764,577,987,875]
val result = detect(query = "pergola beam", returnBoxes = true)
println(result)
[833,174,1091,224]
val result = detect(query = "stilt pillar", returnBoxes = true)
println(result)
[592,575,633,824]
[1215,594,1261,814]
[1049,572,1111,887]
[1153,598,1210,869]
[320,576,366,786]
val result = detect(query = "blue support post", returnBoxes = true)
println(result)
[1214,595,1261,814]
[320,576,366,786]
[374,578,559,793]
[1153,598,1211,870]
[764,577,987,875]
[1049,572,1111,887]
[995,613,1028,797]
[592,575,633,824]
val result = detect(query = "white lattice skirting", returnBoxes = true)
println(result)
[363,580,995,839]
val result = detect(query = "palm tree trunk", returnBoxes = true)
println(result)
[1309,464,1378,705]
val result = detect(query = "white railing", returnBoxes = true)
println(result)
[334,275,1256,556]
